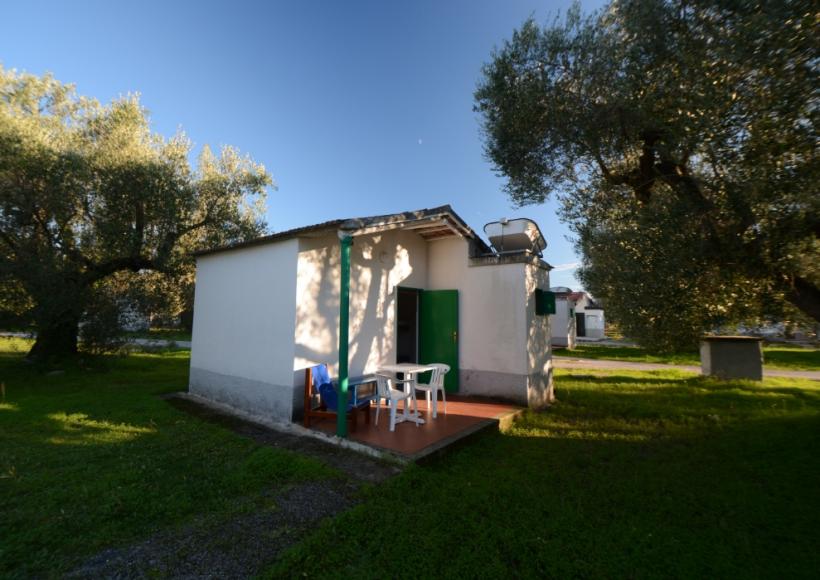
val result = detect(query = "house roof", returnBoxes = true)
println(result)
[194,205,493,257]
[567,291,604,309]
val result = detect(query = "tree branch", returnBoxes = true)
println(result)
[655,157,714,212]
[780,274,820,323]
[84,255,157,284]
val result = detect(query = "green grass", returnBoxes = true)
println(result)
[564,343,820,371]
[565,344,702,365]
[762,344,820,370]
[0,338,334,578]
[122,327,192,342]
[5,335,818,578]
[268,369,820,578]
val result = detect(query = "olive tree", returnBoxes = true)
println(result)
[475,0,818,348]
[0,67,270,360]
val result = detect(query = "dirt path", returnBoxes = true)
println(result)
[68,397,402,579]
[553,356,820,381]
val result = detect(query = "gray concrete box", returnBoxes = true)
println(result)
[700,336,763,381]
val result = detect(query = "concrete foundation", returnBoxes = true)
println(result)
[526,367,555,409]
[700,336,763,381]
[459,367,554,408]
[189,367,298,421]
[460,369,529,405]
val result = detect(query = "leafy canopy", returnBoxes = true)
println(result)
[0,66,271,358]
[475,0,819,349]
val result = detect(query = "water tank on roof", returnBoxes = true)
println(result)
[483,218,547,257]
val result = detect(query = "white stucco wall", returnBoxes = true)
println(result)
[293,229,428,390]
[189,239,299,419]
[427,237,552,406]
[189,227,555,418]
[573,294,590,311]
[427,237,527,375]
[550,297,577,348]
[583,311,606,338]
[525,263,554,406]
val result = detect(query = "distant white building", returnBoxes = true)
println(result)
[118,300,150,332]
[549,287,577,349]
[570,291,606,340]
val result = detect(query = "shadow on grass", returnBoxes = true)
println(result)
[267,374,820,578]
[269,415,820,578]
[0,346,335,578]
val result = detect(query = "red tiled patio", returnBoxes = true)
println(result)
[308,395,523,461]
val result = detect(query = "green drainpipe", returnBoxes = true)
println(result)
[337,233,353,438]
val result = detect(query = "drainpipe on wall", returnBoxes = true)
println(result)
[337,232,353,438]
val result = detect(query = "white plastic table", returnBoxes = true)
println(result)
[376,363,436,426]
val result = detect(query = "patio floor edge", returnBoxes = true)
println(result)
[167,392,403,463]
[408,407,525,463]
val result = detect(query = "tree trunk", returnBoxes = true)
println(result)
[179,308,194,333]
[26,316,80,362]
[781,275,820,324]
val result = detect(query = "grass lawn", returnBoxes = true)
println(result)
[564,343,820,371]
[268,369,820,578]
[0,338,334,578]
[122,327,193,342]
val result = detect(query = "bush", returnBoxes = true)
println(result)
[78,288,133,355]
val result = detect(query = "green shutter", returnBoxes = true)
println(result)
[545,291,556,315]
[535,289,556,315]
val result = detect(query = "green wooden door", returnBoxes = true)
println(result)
[419,289,459,392]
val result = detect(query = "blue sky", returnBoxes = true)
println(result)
[2,0,605,288]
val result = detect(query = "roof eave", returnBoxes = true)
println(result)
[192,205,489,258]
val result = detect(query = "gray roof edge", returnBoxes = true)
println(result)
[469,252,553,270]
[192,219,346,257]
[193,205,489,258]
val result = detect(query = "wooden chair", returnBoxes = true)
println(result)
[303,364,374,432]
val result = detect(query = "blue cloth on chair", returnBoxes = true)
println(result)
[311,364,371,412]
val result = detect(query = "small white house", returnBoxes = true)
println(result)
[549,287,577,349]
[188,206,556,423]
[571,291,606,340]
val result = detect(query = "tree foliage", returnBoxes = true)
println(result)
[0,66,271,360]
[475,0,819,349]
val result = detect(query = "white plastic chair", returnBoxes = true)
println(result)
[414,364,449,418]
[375,374,417,432]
